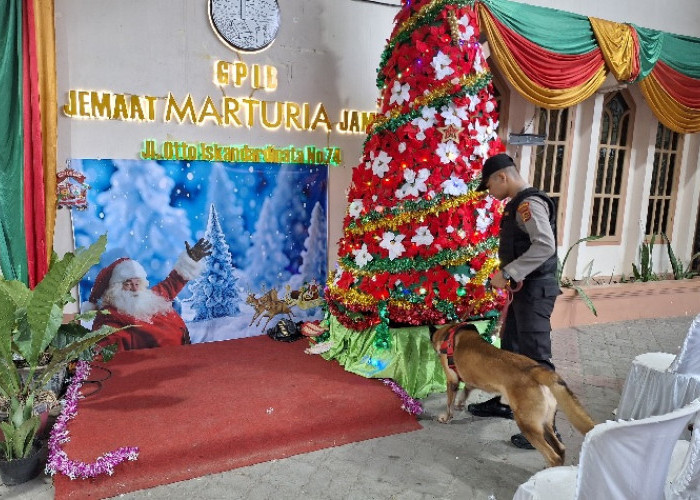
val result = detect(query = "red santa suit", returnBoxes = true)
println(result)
[86,253,202,351]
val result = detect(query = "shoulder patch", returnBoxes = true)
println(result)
[517,201,531,222]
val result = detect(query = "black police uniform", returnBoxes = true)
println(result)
[499,186,561,370]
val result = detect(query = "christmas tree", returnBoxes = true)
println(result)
[205,163,251,268]
[326,0,505,335]
[298,202,328,285]
[188,204,242,321]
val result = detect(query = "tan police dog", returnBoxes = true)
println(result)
[431,322,595,467]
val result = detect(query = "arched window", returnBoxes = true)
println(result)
[589,91,634,241]
[528,107,574,240]
[646,123,683,238]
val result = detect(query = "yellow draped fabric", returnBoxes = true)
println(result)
[589,17,638,82]
[33,0,57,256]
[639,74,700,134]
[477,4,607,109]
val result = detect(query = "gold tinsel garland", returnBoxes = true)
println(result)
[328,256,500,309]
[393,0,454,44]
[371,72,487,132]
[340,245,497,278]
[346,192,480,236]
[327,280,503,315]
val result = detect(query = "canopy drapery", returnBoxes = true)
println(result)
[475,0,700,133]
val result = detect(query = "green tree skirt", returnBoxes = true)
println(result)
[321,316,495,399]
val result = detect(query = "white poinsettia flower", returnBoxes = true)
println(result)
[396,168,430,199]
[431,51,454,80]
[352,243,373,268]
[441,175,468,196]
[372,150,392,178]
[437,141,460,164]
[458,16,475,40]
[416,130,426,141]
[476,207,494,233]
[446,225,455,233]
[412,106,437,132]
[411,226,434,246]
[389,80,411,106]
[468,95,481,112]
[474,122,492,143]
[379,232,406,260]
[473,51,484,73]
[348,199,364,218]
[475,141,490,159]
[364,151,375,170]
[440,102,468,127]
[485,100,495,113]
[398,142,407,153]
[454,273,470,286]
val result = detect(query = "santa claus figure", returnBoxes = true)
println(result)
[85,239,212,351]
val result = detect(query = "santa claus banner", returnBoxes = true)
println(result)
[72,158,328,346]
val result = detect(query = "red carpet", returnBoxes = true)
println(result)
[53,336,420,499]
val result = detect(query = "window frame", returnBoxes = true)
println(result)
[588,90,636,245]
[645,123,683,241]
[527,106,575,242]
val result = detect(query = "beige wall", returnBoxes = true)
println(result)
[54,0,700,285]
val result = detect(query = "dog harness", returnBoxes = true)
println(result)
[439,324,461,372]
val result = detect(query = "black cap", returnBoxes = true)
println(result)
[477,153,515,191]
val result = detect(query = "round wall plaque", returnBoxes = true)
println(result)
[209,0,281,52]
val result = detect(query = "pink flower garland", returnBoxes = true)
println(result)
[45,361,139,479]
[381,379,423,415]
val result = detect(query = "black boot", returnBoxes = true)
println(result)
[467,396,513,419]
[510,433,535,449]
[511,424,562,450]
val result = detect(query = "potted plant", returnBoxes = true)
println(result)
[0,234,117,485]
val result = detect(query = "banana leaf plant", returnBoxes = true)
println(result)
[0,235,118,461]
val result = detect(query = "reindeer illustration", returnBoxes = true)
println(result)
[245,288,295,330]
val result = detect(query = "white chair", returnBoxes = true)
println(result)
[666,410,700,500]
[513,399,700,500]
[617,313,700,421]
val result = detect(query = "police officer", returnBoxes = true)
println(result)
[467,153,561,450]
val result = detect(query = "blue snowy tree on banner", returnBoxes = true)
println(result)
[205,163,251,268]
[290,201,327,290]
[188,204,242,321]
[245,197,291,288]
[269,169,313,274]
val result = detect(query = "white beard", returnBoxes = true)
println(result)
[103,285,173,322]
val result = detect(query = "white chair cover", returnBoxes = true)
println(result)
[666,412,700,499]
[617,314,700,421]
[513,399,700,500]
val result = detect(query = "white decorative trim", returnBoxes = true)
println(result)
[174,251,204,281]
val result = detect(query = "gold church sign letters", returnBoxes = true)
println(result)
[62,60,375,164]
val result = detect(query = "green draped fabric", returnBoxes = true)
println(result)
[632,26,700,82]
[632,25,664,81]
[322,316,495,399]
[480,0,597,55]
[0,0,26,283]
[658,33,700,78]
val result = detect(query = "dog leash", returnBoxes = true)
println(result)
[496,280,523,339]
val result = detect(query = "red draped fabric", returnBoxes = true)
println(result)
[22,0,47,288]
[487,9,605,89]
[652,61,700,109]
